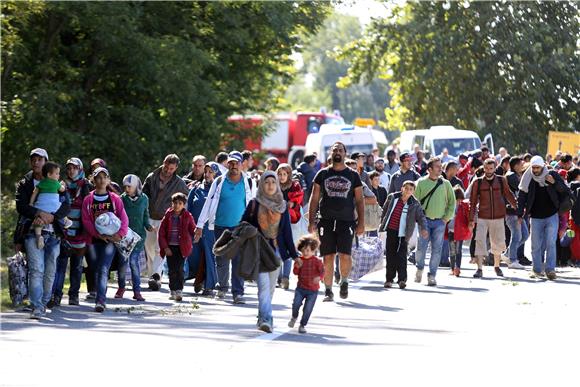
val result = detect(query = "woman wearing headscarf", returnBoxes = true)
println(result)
[48,158,92,307]
[241,171,300,333]
[116,174,153,301]
[276,163,304,290]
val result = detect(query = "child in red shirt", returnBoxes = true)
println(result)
[158,193,196,302]
[288,235,324,334]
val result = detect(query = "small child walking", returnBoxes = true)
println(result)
[158,193,196,302]
[447,186,472,277]
[288,234,324,334]
[29,161,72,248]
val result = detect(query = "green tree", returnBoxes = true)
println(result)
[1,1,330,189]
[284,12,390,124]
[339,1,580,153]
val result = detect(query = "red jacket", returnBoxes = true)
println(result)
[283,181,304,224]
[445,200,472,241]
[158,208,196,258]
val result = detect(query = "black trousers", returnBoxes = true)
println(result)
[385,229,408,283]
[167,246,184,291]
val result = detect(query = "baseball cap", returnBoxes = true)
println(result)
[30,148,48,160]
[227,151,243,164]
[205,161,220,174]
[66,157,83,170]
[399,152,412,162]
[92,167,110,178]
[351,152,366,159]
[374,158,385,163]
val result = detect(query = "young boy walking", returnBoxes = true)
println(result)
[158,193,196,301]
[288,235,324,334]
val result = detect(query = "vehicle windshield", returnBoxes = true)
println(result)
[433,138,481,157]
[324,144,373,159]
[325,116,345,125]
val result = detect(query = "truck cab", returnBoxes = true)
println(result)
[399,126,494,158]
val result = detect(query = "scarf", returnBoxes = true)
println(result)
[255,171,287,214]
[519,166,549,193]
[276,163,293,191]
[122,174,143,201]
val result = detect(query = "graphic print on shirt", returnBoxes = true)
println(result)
[324,175,352,199]
[91,195,113,219]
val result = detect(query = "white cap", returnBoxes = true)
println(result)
[530,156,544,166]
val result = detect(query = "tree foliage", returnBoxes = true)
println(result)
[284,12,390,124]
[339,1,580,153]
[1,1,330,188]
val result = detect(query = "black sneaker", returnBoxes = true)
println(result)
[339,281,348,299]
[519,256,532,266]
[68,295,79,306]
[407,252,416,264]
[323,289,334,302]
[494,267,504,277]
[46,295,61,309]
[148,273,161,291]
[473,269,483,278]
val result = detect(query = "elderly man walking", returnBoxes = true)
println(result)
[142,154,189,290]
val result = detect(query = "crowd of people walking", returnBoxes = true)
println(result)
[12,143,580,333]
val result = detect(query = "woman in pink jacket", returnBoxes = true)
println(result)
[82,167,128,312]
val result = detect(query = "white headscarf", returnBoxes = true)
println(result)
[122,174,143,198]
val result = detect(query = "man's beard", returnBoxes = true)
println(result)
[485,172,495,179]
[332,154,342,163]
[375,166,384,172]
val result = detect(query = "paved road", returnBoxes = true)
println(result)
[2,250,579,386]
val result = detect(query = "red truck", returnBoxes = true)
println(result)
[228,111,344,168]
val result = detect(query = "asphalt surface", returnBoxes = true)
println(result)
[1,244,579,386]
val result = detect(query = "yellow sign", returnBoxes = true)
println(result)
[354,118,376,127]
[547,131,580,156]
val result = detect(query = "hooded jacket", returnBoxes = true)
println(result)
[81,191,129,243]
[213,221,279,280]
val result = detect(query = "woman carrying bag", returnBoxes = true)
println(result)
[241,171,300,333]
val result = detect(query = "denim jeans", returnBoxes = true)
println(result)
[88,241,116,305]
[292,287,318,327]
[25,233,61,311]
[415,218,446,277]
[448,234,463,269]
[530,213,558,273]
[52,243,84,299]
[187,227,217,290]
[214,226,244,296]
[278,259,292,282]
[257,266,280,326]
[506,215,529,262]
[118,247,143,292]
[440,239,450,266]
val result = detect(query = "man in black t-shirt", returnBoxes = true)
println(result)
[308,142,364,302]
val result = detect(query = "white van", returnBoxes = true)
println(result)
[303,124,378,164]
[399,125,494,158]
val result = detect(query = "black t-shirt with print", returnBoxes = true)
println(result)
[314,166,363,222]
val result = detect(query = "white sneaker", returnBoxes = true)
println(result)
[415,269,423,283]
[509,261,525,270]
[169,290,176,300]
[500,254,510,264]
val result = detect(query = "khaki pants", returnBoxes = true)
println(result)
[474,218,506,257]
[144,218,163,277]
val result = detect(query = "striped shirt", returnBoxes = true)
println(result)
[168,215,180,246]
[387,199,405,230]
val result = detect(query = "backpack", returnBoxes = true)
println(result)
[292,170,307,192]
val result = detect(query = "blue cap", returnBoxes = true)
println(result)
[205,161,220,175]
[227,151,243,164]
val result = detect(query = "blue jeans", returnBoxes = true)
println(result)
[25,233,61,311]
[440,239,450,266]
[88,241,116,304]
[278,259,292,282]
[187,228,218,290]
[257,266,280,326]
[118,247,142,292]
[51,242,84,299]
[292,287,318,327]
[214,226,244,296]
[506,215,529,263]
[530,213,558,273]
[415,218,446,277]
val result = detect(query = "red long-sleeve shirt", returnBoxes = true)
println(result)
[293,256,324,291]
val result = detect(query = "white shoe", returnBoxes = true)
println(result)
[509,261,525,269]
[415,269,423,283]
[500,254,510,264]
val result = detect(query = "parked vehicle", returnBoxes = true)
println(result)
[398,125,494,158]
[228,110,344,168]
[302,124,383,165]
